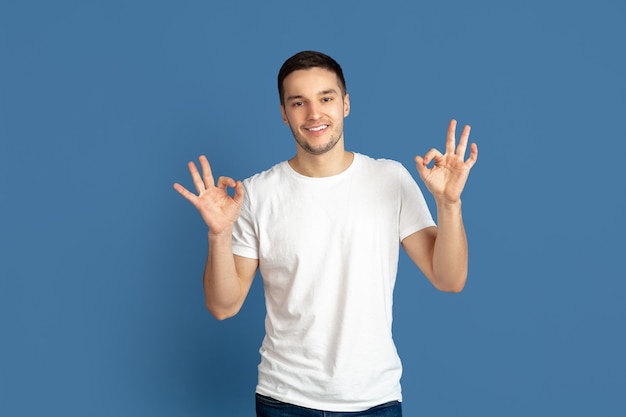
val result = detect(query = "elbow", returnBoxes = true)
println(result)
[211,311,233,321]
[442,281,466,293]
[432,274,467,293]
[206,303,240,321]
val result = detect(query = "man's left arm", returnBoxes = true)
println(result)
[402,119,478,292]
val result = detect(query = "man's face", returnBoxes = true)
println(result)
[280,67,350,156]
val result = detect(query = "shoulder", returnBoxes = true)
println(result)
[242,161,288,189]
[354,153,410,178]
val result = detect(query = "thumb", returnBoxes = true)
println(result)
[414,155,429,180]
[233,180,245,206]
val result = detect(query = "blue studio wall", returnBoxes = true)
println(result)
[1,1,625,416]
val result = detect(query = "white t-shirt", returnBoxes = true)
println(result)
[232,153,435,411]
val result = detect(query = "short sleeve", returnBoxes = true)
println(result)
[232,181,260,259]
[398,165,436,241]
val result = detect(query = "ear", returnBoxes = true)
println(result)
[343,93,350,117]
[280,104,289,125]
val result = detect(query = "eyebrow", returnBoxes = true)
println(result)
[286,89,339,102]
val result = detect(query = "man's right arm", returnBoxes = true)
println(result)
[173,155,258,320]
[204,229,258,320]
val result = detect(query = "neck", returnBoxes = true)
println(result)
[289,147,354,177]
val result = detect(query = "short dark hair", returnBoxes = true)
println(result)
[277,50,347,105]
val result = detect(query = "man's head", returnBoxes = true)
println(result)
[278,51,347,106]
[278,52,351,158]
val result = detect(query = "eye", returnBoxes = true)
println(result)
[293,101,304,107]
[322,97,332,102]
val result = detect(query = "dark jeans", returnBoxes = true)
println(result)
[256,394,402,417]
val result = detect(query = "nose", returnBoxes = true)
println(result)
[307,101,321,120]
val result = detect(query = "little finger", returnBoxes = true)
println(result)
[173,183,199,205]
[466,143,478,168]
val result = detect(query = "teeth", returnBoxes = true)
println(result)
[308,125,327,132]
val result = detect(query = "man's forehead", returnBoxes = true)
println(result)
[283,68,342,98]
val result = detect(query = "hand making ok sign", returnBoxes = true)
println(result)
[415,119,478,205]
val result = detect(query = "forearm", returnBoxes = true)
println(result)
[203,229,243,319]
[432,200,468,292]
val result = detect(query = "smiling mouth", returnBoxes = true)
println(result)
[306,125,328,132]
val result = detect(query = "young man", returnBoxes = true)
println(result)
[174,51,478,416]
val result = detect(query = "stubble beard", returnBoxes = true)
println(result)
[291,123,344,156]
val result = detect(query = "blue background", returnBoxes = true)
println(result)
[1,1,625,416]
